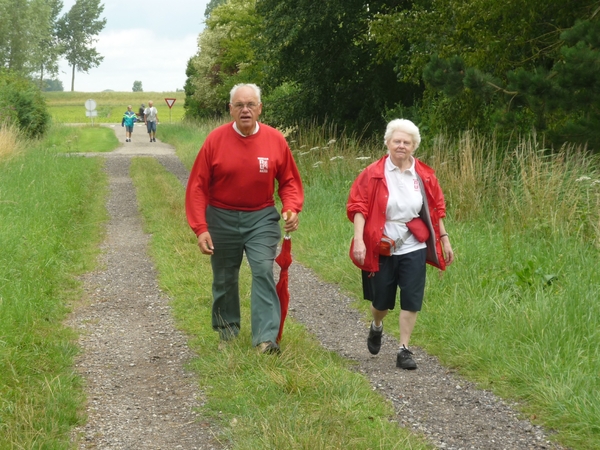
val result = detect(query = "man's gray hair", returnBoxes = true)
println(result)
[230,83,262,103]
[384,119,421,149]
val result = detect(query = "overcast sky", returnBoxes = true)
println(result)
[58,0,209,92]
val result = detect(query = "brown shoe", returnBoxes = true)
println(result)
[257,341,280,354]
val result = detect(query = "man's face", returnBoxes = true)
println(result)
[229,87,262,135]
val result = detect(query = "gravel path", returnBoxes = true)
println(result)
[67,124,568,449]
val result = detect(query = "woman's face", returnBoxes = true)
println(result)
[386,130,415,167]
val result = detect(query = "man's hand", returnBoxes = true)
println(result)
[197,231,214,255]
[283,211,299,233]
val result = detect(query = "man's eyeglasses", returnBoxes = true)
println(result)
[231,102,259,110]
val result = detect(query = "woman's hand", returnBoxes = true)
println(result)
[441,235,454,265]
[353,237,367,265]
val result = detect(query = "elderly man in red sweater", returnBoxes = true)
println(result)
[186,83,304,354]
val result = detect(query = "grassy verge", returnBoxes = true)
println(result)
[42,125,120,153]
[158,122,600,450]
[0,124,108,448]
[44,91,185,124]
[130,156,430,449]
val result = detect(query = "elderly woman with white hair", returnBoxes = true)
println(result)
[346,118,454,370]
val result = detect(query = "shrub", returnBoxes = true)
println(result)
[0,70,50,138]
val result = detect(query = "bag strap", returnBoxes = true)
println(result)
[393,229,411,249]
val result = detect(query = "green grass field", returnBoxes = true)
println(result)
[44,91,186,124]
[1,117,599,449]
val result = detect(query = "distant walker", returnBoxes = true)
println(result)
[144,101,158,142]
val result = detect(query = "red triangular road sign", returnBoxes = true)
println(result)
[164,98,176,108]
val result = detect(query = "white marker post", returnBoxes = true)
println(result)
[85,99,97,126]
[164,98,176,123]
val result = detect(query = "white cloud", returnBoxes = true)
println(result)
[59,29,199,92]
[57,0,208,92]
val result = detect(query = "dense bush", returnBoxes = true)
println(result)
[0,70,50,138]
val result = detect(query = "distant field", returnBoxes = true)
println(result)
[44,91,186,124]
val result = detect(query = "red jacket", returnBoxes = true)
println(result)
[347,155,447,272]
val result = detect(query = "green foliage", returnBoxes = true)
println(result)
[421,17,600,150]
[0,0,63,81]
[56,0,107,91]
[185,0,262,120]
[255,0,417,134]
[0,70,50,137]
[43,77,64,91]
[132,80,143,92]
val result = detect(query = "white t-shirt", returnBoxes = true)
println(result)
[144,106,158,122]
[383,156,427,255]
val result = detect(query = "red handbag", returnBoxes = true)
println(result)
[406,217,430,242]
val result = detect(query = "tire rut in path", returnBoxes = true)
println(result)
[68,151,221,449]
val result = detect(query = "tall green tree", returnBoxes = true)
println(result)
[30,0,64,89]
[56,0,106,91]
[0,0,35,72]
[186,0,262,118]
[423,18,600,150]
[371,0,597,138]
[255,0,417,133]
[204,0,227,18]
[0,0,63,83]
[132,80,143,92]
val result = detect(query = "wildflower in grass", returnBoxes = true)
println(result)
[309,146,319,151]
[327,139,336,145]
[356,156,370,160]
[299,151,311,156]
[313,161,323,167]
[576,176,591,182]
[330,156,344,161]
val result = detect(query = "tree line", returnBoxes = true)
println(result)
[0,0,105,92]
[184,0,600,151]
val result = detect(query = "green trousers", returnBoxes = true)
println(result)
[206,205,281,346]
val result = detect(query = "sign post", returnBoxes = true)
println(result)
[85,99,97,125]
[164,98,176,123]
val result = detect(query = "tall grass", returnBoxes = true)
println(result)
[0,123,22,160]
[161,121,600,449]
[159,119,226,168]
[0,124,108,448]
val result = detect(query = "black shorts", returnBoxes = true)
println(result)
[362,248,427,312]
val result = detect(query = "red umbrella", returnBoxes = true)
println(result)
[275,233,292,343]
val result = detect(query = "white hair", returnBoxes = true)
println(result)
[230,83,262,103]
[384,119,421,149]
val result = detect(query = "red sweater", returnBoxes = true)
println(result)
[186,122,304,235]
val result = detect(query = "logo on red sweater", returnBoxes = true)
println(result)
[258,157,269,173]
